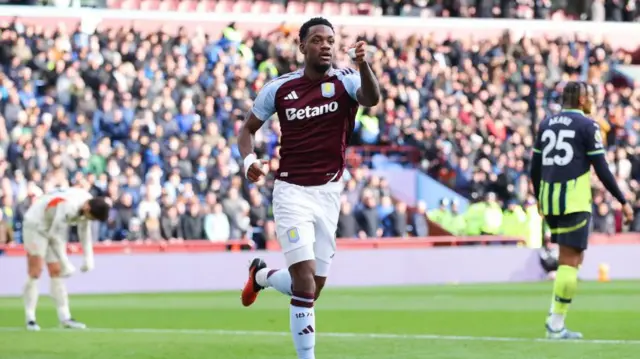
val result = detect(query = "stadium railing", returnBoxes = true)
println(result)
[0,233,638,256]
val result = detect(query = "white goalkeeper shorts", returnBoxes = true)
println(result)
[22,223,59,263]
[272,179,342,277]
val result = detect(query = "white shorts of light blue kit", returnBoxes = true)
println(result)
[272,179,342,277]
[22,222,60,263]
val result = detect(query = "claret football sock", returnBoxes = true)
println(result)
[548,265,578,331]
[290,291,316,359]
[256,268,293,296]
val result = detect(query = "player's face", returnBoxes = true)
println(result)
[300,25,335,73]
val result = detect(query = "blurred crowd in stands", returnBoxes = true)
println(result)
[385,0,639,20]
[0,11,638,249]
[10,0,640,22]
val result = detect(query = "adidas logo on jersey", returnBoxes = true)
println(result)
[285,101,339,121]
[284,91,299,100]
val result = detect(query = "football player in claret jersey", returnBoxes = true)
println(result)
[530,82,634,340]
[237,17,380,359]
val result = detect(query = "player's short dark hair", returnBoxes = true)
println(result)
[299,17,334,42]
[562,81,588,110]
[88,197,111,222]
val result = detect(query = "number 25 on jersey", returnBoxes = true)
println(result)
[541,129,575,166]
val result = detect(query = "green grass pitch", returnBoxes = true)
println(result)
[0,282,638,358]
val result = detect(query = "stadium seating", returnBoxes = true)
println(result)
[104,0,370,15]
[101,0,640,20]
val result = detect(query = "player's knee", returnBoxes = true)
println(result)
[47,262,62,277]
[27,256,43,278]
[27,264,43,278]
[28,269,42,279]
[289,260,316,294]
[558,245,582,267]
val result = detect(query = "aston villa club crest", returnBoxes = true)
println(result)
[321,82,335,98]
[287,227,300,243]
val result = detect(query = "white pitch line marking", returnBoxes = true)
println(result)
[0,327,638,345]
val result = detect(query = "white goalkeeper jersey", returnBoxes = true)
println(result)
[24,187,93,233]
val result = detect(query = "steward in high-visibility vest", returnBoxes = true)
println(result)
[222,24,241,43]
[524,199,544,248]
[428,198,452,230]
[501,201,528,239]
[464,197,486,236]
[218,23,242,51]
[448,199,467,235]
[481,192,503,235]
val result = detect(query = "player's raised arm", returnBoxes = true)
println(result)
[346,41,380,107]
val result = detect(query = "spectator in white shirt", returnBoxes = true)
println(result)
[205,203,231,242]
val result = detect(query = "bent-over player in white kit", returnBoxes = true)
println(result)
[22,187,110,331]
[238,17,380,359]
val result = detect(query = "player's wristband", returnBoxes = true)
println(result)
[243,153,260,179]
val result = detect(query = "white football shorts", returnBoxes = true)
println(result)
[22,223,60,263]
[272,179,342,277]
